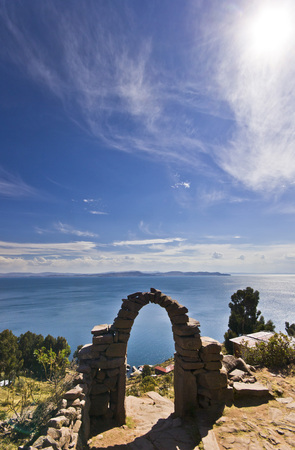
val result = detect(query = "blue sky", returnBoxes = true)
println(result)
[1,0,295,274]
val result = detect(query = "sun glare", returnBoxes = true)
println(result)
[248,5,293,58]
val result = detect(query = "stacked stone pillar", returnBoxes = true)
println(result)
[77,288,228,441]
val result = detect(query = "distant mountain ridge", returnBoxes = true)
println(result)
[0,270,230,278]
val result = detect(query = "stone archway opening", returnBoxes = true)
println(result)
[78,288,228,440]
[125,298,175,374]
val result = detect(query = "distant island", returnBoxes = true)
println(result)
[0,271,230,278]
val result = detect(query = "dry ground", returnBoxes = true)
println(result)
[89,367,295,450]
[214,367,295,450]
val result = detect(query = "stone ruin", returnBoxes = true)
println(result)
[77,288,230,442]
[21,288,231,450]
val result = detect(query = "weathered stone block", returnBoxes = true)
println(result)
[117,332,130,343]
[166,301,188,317]
[77,364,91,374]
[63,386,83,400]
[104,375,118,390]
[150,287,161,295]
[200,352,223,362]
[79,343,105,360]
[197,370,228,389]
[57,406,78,420]
[233,382,269,397]
[89,392,110,417]
[113,317,134,329]
[200,336,222,354]
[107,368,120,377]
[121,299,144,312]
[172,318,200,336]
[91,324,110,335]
[175,343,200,358]
[127,292,149,305]
[96,369,106,382]
[205,361,222,370]
[91,382,109,395]
[148,292,156,303]
[174,334,202,350]
[106,343,127,357]
[48,415,70,429]
[113,364,126,425]
[32,435,59,449]
[90,343,109,353]
[170,314,189,324]
[59,426,71,448]
[157,294,173,308]
[91,357,125,369]
[117,308,139,320]
[174,361,198,417]
[193,368,205,375]
[175,353,204,371]
[47,428,61,441]
[93,333,114,344]
[72,419,82,433]
[198,386,214,399]
[67,398,81,408]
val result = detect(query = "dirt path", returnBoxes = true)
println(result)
[88,391,200,449]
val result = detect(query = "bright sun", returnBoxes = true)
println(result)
[248,5,293,58]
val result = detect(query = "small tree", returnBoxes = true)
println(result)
[285,322,295,337]
[34,347,69,389]
[141,365,151,378]
[224,287,275,353]
[18,331,44,377]
[0,329,23,383]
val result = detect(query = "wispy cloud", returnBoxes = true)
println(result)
[112,238,186,247]
[138,220,160,236]
[0,240,96,257]
[1,1,295,195]
[82,199,108,215]
[55,222,98,238]
[172,181,191,189]
[205,235,242,241]
[213,0,295,193]
[89,211,108,215]
[1,238,295,273]
[0,166,36,198]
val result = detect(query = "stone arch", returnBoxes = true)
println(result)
[78,289,228,439]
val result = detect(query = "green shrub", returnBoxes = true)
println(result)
[0,410,7,420]
[140,375,156,393]
[241,332,295,369]
[141,365,152,378]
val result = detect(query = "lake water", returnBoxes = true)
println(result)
[0,275,294,368]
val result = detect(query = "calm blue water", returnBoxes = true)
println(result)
[0,275,294,368]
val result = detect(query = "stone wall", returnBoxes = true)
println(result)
[19,373,88,450]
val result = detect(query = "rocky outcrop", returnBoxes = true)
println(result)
[223,354,271,399]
